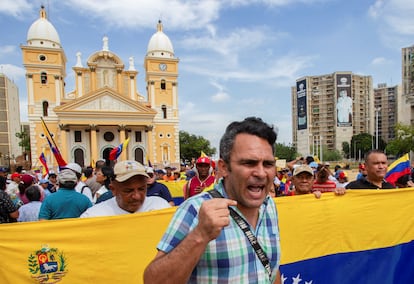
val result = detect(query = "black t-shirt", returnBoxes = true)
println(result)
[346,177,394,189]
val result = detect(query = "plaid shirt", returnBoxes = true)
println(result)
[157,180,281,283]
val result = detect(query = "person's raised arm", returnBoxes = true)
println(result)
[143,198,237,283]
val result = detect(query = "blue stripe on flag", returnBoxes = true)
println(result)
[280,240,414,284]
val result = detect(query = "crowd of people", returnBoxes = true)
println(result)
[0,117,413,282]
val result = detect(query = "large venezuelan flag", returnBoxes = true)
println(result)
[277,189,414,283]
[0,189,413,283]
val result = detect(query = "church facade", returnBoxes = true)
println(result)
[21,7,180,170]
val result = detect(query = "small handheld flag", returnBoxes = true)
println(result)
[40,117,67,168]
[39,152,49,177]
[385,153,411,186]
[109,138,130,161]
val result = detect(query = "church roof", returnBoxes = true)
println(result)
[27,6,61,48]
[146,20,174,58]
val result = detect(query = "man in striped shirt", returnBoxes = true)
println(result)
[144,117,282,283]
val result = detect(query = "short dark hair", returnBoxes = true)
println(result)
[25,185,41,201]
[364,149,386,163]
[59,181,77,189]
[219,117,277,164]
[84,167,94,178]
[0,176,6,190]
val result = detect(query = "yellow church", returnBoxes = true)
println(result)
[21,7,180,170]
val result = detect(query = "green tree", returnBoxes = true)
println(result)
[386,123,414,156]
[323,148,342,161]
[275,143,297,161]
[342,141,350,158]
[350,133,386,160]
[179,131,216,163]
[15,130,30,154]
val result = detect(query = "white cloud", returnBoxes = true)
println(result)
[371,57,392,65]
[0,45,17,58]
[211,92,230,102]
[210,81,230,102]
[64,0,221,30]
[0,64,26,81]
[0,0,33,18]
[369,0,414,40]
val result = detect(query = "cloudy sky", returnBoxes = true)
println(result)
[1,0,414,150]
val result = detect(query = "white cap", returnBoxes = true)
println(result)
[64,163,82,174]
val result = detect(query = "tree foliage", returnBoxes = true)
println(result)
[386,123,414,156]
[15,130,30,153]
[275,143,297,161]
[350,133,385,159]
[342,141,350,159]
[179,131,216,163]
[323,148,342,161]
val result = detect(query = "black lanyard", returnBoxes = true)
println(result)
[208,189,272,279]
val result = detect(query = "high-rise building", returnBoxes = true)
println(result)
[21,7,180,170]
[0,74,21,167]
[401,45,414,124]
[292,72,373,159]
[373,83,401,144]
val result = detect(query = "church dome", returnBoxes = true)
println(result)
[27,6,61,48]
[146,20,174,58]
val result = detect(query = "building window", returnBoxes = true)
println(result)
[74,148,85,167]
[134,148,144,164]
[161,80,166,90]
[162,105,167,119]
[39,54,46,61]
[74,131,82,142]
[42,101,49,117]
[135,131,142,142]
[41,72,47,84]
[103,131,115,142]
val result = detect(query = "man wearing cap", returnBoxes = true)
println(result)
[0,167,8,178]
[64,163,93,203]
[81,160,170,217]
[146,167,175,206]
[291,165,345,198]
[162,166,176,181]
[38,179,52,197]
[39,169,92,220]
[290,165,316,196]
[6,172,22,206]
[184,156,215,199]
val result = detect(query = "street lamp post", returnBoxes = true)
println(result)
[320,135,323,163]
[375,107,381,149]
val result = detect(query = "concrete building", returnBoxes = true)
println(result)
[21,7,180,170]
[401,45,414,124]
[373,83,401,144]
[292,72,373,159]
[0,74,21,167]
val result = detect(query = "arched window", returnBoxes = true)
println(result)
[134,148,144,164]
[161,79,166,90]
[41,72,47,84]
[42,101,49,117]
[74,148,85,167]
[162,105,167,119]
